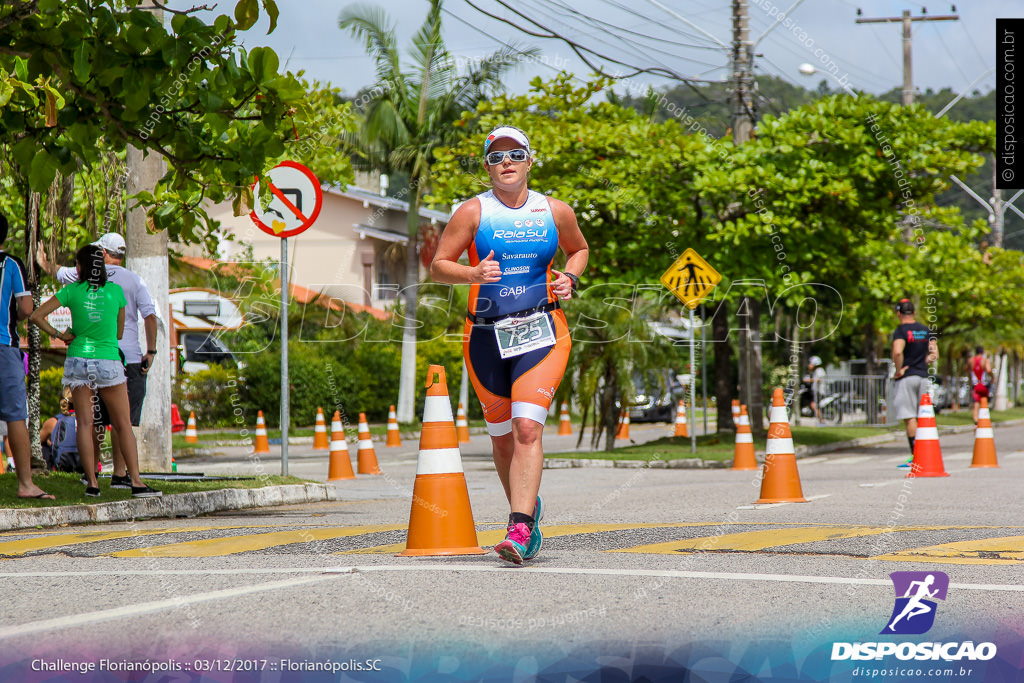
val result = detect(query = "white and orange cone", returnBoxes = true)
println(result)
[399,365,485,557]
[184,411,198,444]
[313,407,329,451]
[616,410,630,440]
[386,405,402,447]
[558,402,573,436]
[357,412,381,474]
[756,389,807,503]
[731,399,740,428]
[327,411,355,481]
[909,393,948,477]
[674,400,689,438]
[732,404,758,471]
[253,410,270,454]
[970,397,998,468]
[455,403,470,443]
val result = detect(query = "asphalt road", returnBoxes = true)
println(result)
[1,422,1021,682]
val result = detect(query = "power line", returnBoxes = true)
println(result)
[548,0,728,53]
[594,0,727,48]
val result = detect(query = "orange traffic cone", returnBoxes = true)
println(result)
[756,389,807,503]
[327,411,355,481]
[455,403,470,443]
[0,442,7,474]
[731,399,740,428]
[385,405,402,447]
[909,393,949,477]
[558,402,573,436]
[313,407,329,450]
[970,398,998,468]
[732,404,758,471]
[674,400,689,437]
[356,412,381,474]
[399,365,486,556]
[184,411,198,444]
[616,410,630,440]
[253,410,270,454]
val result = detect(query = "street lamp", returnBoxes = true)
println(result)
[798,63,817,76]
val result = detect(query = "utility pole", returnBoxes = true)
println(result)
[856,8,959,106]
[992,157,1004,247]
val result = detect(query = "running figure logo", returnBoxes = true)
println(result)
[881,571,949,635]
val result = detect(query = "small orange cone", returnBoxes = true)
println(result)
[327,411,355,481]
[184,411,198,443]
[399,365,486,556]
[386,405,402,447]
[616,410,630,440]
[909,393,949,477]
[732,404,758,471]
[0,443,7,474]
[356,412,381,474]
[253,410,270,454]
[731,399,740,427]
[455,403,470,443]
[756,389,807,503]
[558,402,573,436]
[970,398,998,468]
[313,407,329,451]
[674,400,689,437]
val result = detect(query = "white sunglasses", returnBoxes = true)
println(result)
[485,148,529,165]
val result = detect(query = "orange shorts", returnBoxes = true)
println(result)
[463,309,571,436]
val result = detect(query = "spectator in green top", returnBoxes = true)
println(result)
[30,245,161,499]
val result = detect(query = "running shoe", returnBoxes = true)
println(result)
[131,485,163,498]
[524,495,543,560]
[494,522,531,565]
[110,474,131,489]
[897,458,913,468]
[84,486,101,498]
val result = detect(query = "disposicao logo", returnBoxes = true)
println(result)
[882,571,948,635]
[831,571,997,663]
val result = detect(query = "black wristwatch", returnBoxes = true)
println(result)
[147,349,157,355]
[565,272,580,292]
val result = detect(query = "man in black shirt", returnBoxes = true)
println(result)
[891,299,938,459]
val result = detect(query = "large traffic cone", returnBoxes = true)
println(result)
[909,393,949,477]
[356,412,381,474]
[313,407,329,451]
[674,400,689,437]
[732,404,758,471]
[399,365,486,556]
[731,399,740,428]
[616,410,630,440]
[386,405,402,447]
[184,412,198,444]
[756,389,807,503]
[253,410,270,454]
[970,398,998,468]
[327,411,355,481]
[558,402,573,436]
[455,403,470,443]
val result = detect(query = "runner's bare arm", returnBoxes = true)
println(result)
[430,199,500,285]
[547,198,589,300]
[926,338,938,364]
[891,338,906,378]
[117,307,125,340]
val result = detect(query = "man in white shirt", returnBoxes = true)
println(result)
[40,233,158,487]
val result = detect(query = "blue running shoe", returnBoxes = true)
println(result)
[494,522,530,565]
[897,458,912,468]
[524,495,543,560]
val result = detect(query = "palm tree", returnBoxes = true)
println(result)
[339,0,536,422]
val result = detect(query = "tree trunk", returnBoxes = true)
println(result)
[396,181,422,424]
[24,192,43,467]
[712,298,733,433]
[738,295,765,436]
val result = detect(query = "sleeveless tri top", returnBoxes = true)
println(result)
[468,189,559,319]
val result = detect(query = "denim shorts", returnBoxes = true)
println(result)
[0,346,28,422]
[62,357,126,390]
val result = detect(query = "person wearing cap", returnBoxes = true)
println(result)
[431,125,589,565]
[807,355,826,425]
[891,298,939,464]
[38,233,158,489]
[0,213,56,500]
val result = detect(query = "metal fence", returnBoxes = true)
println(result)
[800,375,891,427]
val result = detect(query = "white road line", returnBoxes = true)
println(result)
[797,456,829,465]
[0,575,333,641]
[823,456,871,465]
[737,493,831,510]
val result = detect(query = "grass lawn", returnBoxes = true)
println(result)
[934,406,1024,427]
[1,472,310,509]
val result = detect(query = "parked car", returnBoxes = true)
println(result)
[627,370,686,423]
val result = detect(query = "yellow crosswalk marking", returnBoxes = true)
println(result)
[611,525,958,555]
[342,523,715,555]
[872,535,1024,565]
[0,526,268,557]
[107,525,407,558]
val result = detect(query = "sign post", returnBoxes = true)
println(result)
[250,161,323,476]
[660,248,722,455]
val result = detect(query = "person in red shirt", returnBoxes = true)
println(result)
[967,346,992,424]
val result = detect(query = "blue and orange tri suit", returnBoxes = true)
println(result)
[463,189,572,436]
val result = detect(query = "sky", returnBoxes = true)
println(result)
[187,0,1005,103]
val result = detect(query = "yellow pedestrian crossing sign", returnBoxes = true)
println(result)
[660,248,721,309]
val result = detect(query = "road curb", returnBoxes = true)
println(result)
[0,483,341,533]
